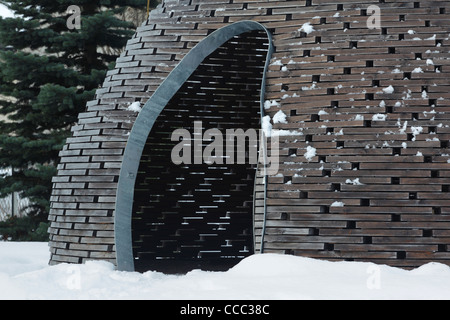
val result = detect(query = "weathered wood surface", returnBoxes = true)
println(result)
[49,0,450,270]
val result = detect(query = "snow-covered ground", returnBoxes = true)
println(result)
[2,241,450,300]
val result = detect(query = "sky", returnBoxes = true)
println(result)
[0,4,14,18]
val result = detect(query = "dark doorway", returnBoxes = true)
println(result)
[131,30,270,273]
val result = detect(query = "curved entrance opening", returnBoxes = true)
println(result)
[115,22,273,273]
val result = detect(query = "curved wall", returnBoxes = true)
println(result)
[49,0,450,269]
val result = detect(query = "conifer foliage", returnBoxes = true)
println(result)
[0,1,157,225]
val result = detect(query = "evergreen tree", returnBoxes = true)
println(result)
[0,0,159,224]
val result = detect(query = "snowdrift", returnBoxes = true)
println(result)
[1,242,450,300]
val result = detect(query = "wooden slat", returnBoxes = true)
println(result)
[49,0,450,271]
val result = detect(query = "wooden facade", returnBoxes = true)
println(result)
[49,0,450,271]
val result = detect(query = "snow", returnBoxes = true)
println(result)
[372,114,387,121]
[382,85,395,94]
[272,110,288,124]
[302,83,316,91]
[345,178,364,185]
[261,115,272,137]
[264,100,280,109]
[127,101,142,112]
[331,201,345,207]
[270,60,283,66]
[399,121,408,134]
[271,129,303,137]
[303,146,316,161]
[298,22,315,35]
[411,126,424,141]
[3,242,450,300]
[0,4,14,18]
[412,67,424,74]
[0,242,49,277]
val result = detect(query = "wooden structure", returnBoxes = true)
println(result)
[49,0,450,272]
